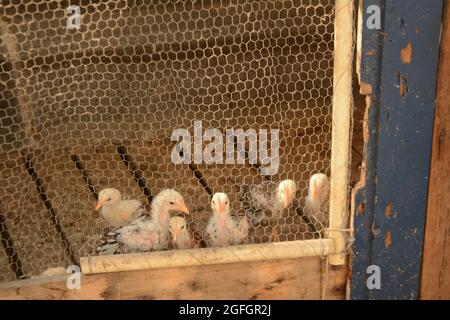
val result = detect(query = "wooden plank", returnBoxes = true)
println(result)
[81,239,337,274]
[32,147,107,260]
[420,0,450,300]
[0,151,70,278]
[328,0,354,266]
[0,257,347,300]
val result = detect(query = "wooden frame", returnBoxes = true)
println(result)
[351,0,443,299]
[0,0,355,299]
[79,0,356,276]
[81,239,336,274]
[328,0,355,266]
[0,256,347,300]
[420,0,450,300]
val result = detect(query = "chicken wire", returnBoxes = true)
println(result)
[0,0,335,282]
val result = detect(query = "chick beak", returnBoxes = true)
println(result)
[178,202,189,215]
[216,202,226,214]
[173,230,178,243]
[95,200,105,211]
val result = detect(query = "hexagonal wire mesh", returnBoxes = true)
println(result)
[0,0,338,281]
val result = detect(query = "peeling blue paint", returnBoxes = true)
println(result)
[351,0,443,300]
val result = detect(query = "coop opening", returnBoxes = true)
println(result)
[0,0,356,285]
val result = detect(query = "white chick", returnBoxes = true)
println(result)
[95,188,145,228]
[206,193,244,247]
[96,189,189,255]
[169,216,197,249]
[304,173,330,221]
[238,179,297,242]
[233,216,250,245]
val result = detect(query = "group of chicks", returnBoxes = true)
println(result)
[94,173,330,255]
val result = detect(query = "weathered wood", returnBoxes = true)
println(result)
[81,239,337,274]
[0,151,70,277]
[0,257,347,300]
[420,0,450,300]
[328,0,354,266]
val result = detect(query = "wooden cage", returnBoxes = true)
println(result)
[0,0,356,299]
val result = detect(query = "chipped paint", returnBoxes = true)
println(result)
[366,49,376,56]
[356,202,366,216]
[360,81,373,96]
[385,230,392,248]
[399,74,408,97]
[385,202,393,218]
[401,42,413,64]
[371,223,381,238]
[352,0,443,300]
[363,96,371,142]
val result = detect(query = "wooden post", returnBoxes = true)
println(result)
[420,0,450,300]
[328,0,355,266]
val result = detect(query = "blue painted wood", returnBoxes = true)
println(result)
[351,0,443,299]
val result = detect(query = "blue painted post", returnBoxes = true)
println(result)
[351,0,443,299]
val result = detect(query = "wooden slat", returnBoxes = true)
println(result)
[0,151,69,278]
[32,147,107,260]
[420,1,450,300]
[80,239,337,274]
[328,0,354,266]
[0,257,347,300]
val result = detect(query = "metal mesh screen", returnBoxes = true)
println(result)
[0,0,335,281]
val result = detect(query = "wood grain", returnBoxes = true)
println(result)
[328,0,354,265]
[80,239,337,274]
[0,257,347,300]
[420,1,450,300]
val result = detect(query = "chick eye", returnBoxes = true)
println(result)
[225,201,228,204]
[169,201,175,205]
[106,198,112,202]
[181,226,185,229]
[212,201,215,204]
